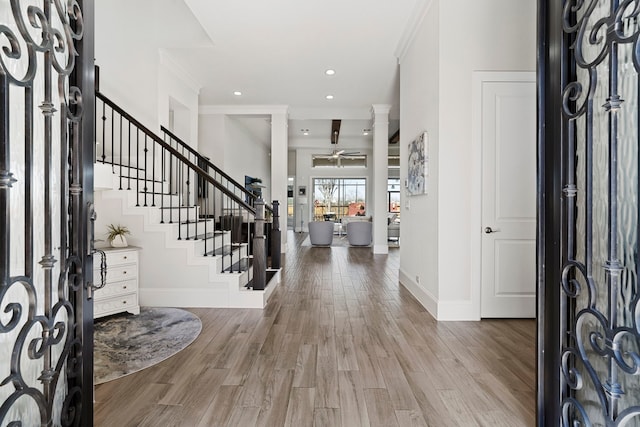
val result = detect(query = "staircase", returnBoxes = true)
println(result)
[93,92,281,309]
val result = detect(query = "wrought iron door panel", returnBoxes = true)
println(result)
[0,1,92,426]
[559,0,640,425]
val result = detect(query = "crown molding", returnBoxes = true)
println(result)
[394,0,434,64]
[288,106,372,121]
[371,104,392,115]
[199,105,289,116]
[158,49,202,94]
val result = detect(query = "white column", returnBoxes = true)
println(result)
[372,104,391,254]
[271,108,289,252]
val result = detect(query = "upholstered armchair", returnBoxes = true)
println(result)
[346,221,373,246]
[308,221,334,246]
[388,213,400,241]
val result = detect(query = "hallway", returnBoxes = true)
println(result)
[94,231,535,426]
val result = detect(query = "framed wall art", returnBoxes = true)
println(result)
[407,131,429,196]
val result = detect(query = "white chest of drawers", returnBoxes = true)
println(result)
[93,246,141,318]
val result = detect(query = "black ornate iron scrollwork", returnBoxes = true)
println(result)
[0,0,87,425]
[560,0,640,425]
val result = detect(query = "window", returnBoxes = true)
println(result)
[388,178,400,213]
[312,178,367,221]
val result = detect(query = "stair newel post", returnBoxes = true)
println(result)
[270,200,281,269]
[253,199,267,290]
[192,167,197,243]
[203,180,209,256]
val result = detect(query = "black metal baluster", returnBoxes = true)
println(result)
[127,121,131,190]
[235,203,240,273]
[212,186,217,259]
[119,115,123,189]
[169,150,173,224]
[177,160,182,238]
[151,135,156,207]
[176,159,184,240]
[231,200,236,273]
[221,196,227,272]
[161,146,166,224]
[229,202,233,272]
[202,179,207,256]
[136,129,140,206]
[143,134,148,207]
[111,104,114,168]
[101,99,106,162]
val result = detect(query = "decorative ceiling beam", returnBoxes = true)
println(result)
[389,129,400,144]
[331,119,341,144]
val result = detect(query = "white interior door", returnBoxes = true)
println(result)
[481,78,536,318]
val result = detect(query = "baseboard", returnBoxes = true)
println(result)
[139,275,281,309]
[436,300,480,321]
[398,269,480,321]
[139,287,232,308]
[399,269,438,318]
[373,244,389,254]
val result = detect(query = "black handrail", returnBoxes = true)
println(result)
[97,92,254,212]
[161,126,251,199]
[161,126,273,214]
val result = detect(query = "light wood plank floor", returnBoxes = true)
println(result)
[94,231,536,426]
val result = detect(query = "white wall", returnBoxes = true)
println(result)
[399,0,536,320]
[199,114,272,202]
[226,117,272,202]
[158,52,201,149]
[198,114,227,168]
[96,1,202,141]
[95,1,158,128]
[399,0,441,313]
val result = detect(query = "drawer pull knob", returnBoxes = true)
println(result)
[123,301,127,304]
[123,256,127,259]
[123,286,127,289]
[123,271,127,275]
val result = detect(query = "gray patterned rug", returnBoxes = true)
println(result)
[94,307,202,384]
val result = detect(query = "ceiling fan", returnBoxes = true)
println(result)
[314,120,361,166]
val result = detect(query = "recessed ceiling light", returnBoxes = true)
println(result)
[326,95,334,100]
[233,91,242,96]
[325,69,336,76]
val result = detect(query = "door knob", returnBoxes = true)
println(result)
[485,227,498,234]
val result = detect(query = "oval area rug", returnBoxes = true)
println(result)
[94,307,202,385]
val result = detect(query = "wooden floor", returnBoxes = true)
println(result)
[94,232,536,426]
